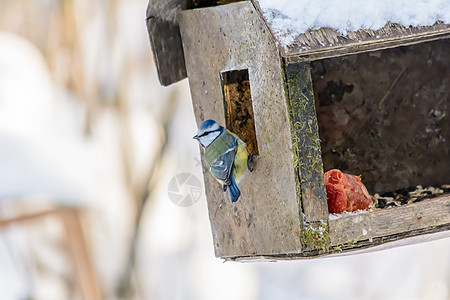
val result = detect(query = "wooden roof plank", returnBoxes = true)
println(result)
[251,0,450,61]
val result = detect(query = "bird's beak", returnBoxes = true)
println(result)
[193,135,199,140]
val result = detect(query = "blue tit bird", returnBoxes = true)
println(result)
[193,119,249,202]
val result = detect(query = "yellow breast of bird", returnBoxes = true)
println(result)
[228,130,249,183]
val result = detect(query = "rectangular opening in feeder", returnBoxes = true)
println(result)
[221,69,259,155]
[311,38,450,198]
[187,0,245,9]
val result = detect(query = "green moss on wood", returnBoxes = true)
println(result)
[301,221,330,253]
[282,66,303,209]
[332,233,366,252]
[286,63,323,192]
[285,61,327,221]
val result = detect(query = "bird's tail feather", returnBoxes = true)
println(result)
[228,173,241,202]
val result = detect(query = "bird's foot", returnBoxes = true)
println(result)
[247,153,258,172]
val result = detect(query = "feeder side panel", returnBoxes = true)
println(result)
[179,1,303,258]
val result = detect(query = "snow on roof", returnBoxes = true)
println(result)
[257,0,450,47]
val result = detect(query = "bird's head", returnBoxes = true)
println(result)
[193,119,223,148]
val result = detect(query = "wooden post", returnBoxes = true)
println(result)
[285,61,328,222]
[285,62,329,252]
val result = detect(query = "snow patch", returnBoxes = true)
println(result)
[257,0,450,46]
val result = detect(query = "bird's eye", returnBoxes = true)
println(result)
[199,128,220,138]
[199,131,211,137]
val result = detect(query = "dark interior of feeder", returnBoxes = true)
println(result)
[221,69,259,155]
[310,38,449,198]
[187,0,244,9]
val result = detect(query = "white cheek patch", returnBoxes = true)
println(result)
[201,131,221,147]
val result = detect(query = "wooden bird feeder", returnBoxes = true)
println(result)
[146,0,450,260]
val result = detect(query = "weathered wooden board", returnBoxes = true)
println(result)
[284,23,450,63]
[146,0,188,85]
[285,62,328,224]
[170,1,449,260]
[329,195,450,247]
[251,0,450,62]
[231,228,450,261]
[227,194,450,260]
[179,1,303,258]
[146,0,249,86]
[148,0,449,84]
[189,0,246,8]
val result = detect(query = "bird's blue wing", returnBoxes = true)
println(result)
[227,172,241,202]
[209,135,237,186]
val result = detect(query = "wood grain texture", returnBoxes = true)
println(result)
[146,0,249,86]
[229,227,450,261]
[285,62,328,224]
[173,1,450,259]
[251,1,450,61]
[146,0,187,85]
[179,2,303,258]
[329,195,450,246]
[228,195,450,260]
[284,22,450,62]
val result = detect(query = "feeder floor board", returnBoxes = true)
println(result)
[227,194,450,261]
[329,194,450,249]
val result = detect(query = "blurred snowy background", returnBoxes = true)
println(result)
[0,0,448,299]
